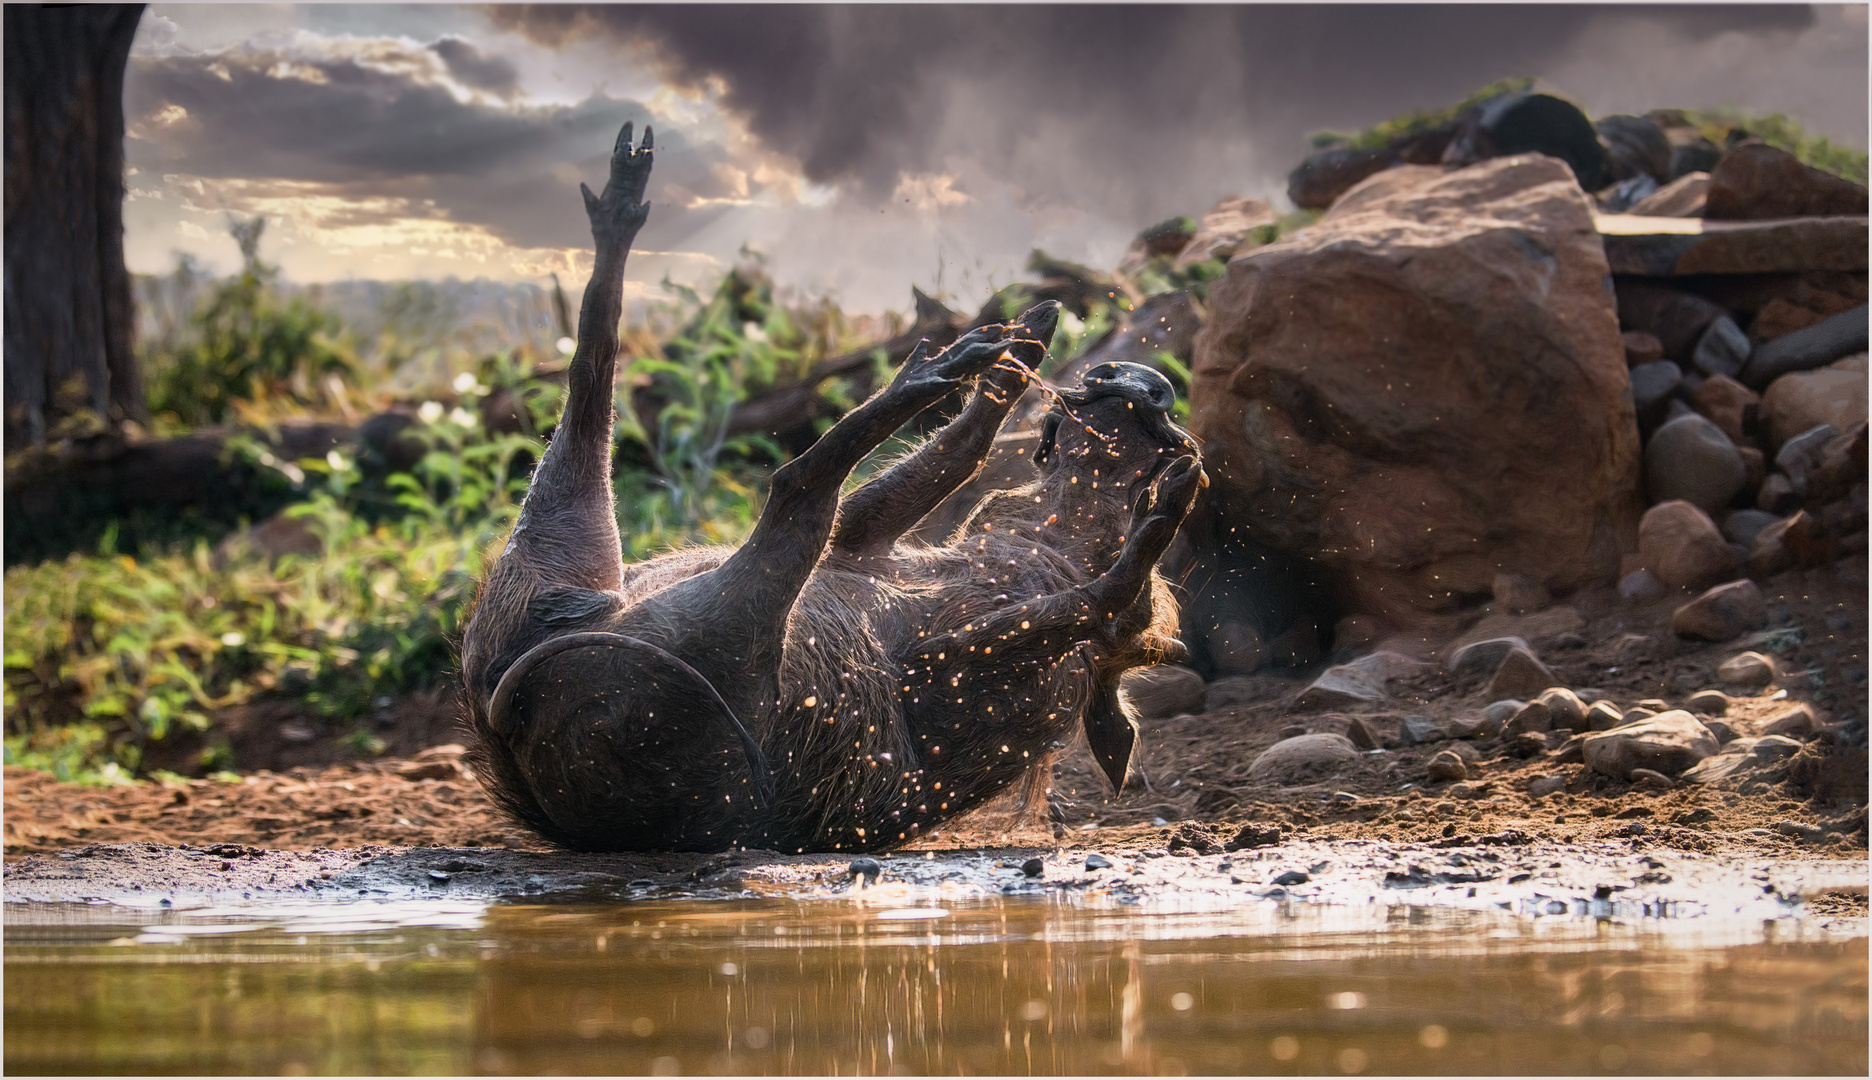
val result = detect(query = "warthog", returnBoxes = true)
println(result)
[461,122,1205,852]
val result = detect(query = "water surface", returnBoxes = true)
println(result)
[6,896,1865,1075]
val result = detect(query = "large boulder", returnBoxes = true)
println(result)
[1189,156,1640,629]
[1704,142,1869,221]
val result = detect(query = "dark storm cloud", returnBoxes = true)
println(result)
[123,45,730,249]
[485,3,1823,198]
[430,35,520,98]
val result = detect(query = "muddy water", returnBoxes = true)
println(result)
[5,897,1865,1076]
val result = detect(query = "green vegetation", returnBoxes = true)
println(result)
[1307,77,1537,153]
[1682,109,1869,186]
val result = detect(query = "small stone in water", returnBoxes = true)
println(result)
[849,857,883,884]
[1271,870,1310,886]
[428,870,451,883]
[1021,857,1045,877]
[1085,853,1113,870]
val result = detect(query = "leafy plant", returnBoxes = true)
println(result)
[145,216,357,430]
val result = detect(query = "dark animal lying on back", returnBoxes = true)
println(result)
[460,122,1206,853]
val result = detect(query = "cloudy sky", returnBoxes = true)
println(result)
[123,3,1869,315]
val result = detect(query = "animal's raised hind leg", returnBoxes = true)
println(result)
[832,302,1058,557]
[502,122,653,594]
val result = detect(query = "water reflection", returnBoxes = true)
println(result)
[6,897,1866,1075]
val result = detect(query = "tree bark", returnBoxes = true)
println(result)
[4,3,146,451]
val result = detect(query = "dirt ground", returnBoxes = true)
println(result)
[5,554,1867,876]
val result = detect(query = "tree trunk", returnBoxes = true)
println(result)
[4,3,146,451]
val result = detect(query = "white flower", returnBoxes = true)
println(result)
[452,371,479,394]
[557,336,577,356]
[448,406,476,428]
[418,401,444,424]
[742,321,768,343]
[325,449,350,471]
[220,632,245,647]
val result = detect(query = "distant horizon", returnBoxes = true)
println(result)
[125,3,1869,316]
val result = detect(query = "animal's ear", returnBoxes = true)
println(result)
[1033,412,1063,466]
[1084,683,1137,794]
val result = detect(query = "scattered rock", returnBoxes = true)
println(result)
[1582,710,1720,780]
[1760,355,1868,447]
[1756,472,1800,514]
[1443,92,1611,190]
[849,858,883,885]
[1623,707,1659,725]
[1747,510,1828,578]
[1084,853,1113,870]
[1504,700,1553,735]
[1644,414,1747,514]
[1626,171,1708,217]
[1630,768,1676,790]
[1245,733,1362,783]
[1745,309,1869,390]
[1509,732,1551,758]
[1445,741,1482,764]
[1721,508,1779,548]
[1671,579,1768,641]
[1194,155,1638,631]
[1484,699,1526,724]
[1538,688,1590,731]
[1716,651,1777,686]
[1344,715,1380,751]
[1692,375,1761,445]
[1630,360,1685,423]
[1690,316,1751,380]
[1639,500,1739,590]
[1763,703,1818,738]
[1775,820,1824,843]
[1527,775,1568,798]
[396,760,460,782]
[1618,569,1667,602]
[1399,716,1442,745]
[1448,636,1531,677]
[1486,647,1556,699]
[1704,141,1870,221]
[1426,751,1469,783]
[1621,330,1665,366]
[1596,114,1671,184]
[1020,857,1045,877]
[1684,689,1730,716]
[1587,701,1626,731]
[1293,651,1425,711]
[1167,823,1223,856]
[1119,665,1207,719]
[1270,869,1311,887]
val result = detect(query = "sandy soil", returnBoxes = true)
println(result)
[4,556,1866,915]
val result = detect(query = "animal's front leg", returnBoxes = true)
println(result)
[832,302,1058,557]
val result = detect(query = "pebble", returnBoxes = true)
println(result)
[1716,651,1777,687]
[1722,508,1780,548]
[1762,703,1818,738]
[1020,857,1045,878]
[1227,824,1284,850]
[1504,700,1552,735]
[1426,750,1469,783]
[1775,821,1825,842]
[1400,716,1443,745]
[1618,569,1667,602]
[1587,701,1626,730]
[1622,707,1658,724]
[428,870,451,883]
[1084,854,1113,870]
[1484,699,1526,723]
[1582,711,1720,781]
[1486,647,1556,699]
[849,858,883,884]
[1684,689,1730,715]
[1270,870,1310,886]
[1629,768,1676,789]
[1446,636,1530,677]
[1344,715,1380,750]
[1640,500,1739,590]
[1691,315,1751,380]
[1527,775,1567,798]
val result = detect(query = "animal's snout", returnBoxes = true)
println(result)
[1079,361,1177,413]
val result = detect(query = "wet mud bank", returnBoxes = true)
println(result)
[7,836,1865,938]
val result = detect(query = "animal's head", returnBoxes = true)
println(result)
[1033,360,1200,490]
